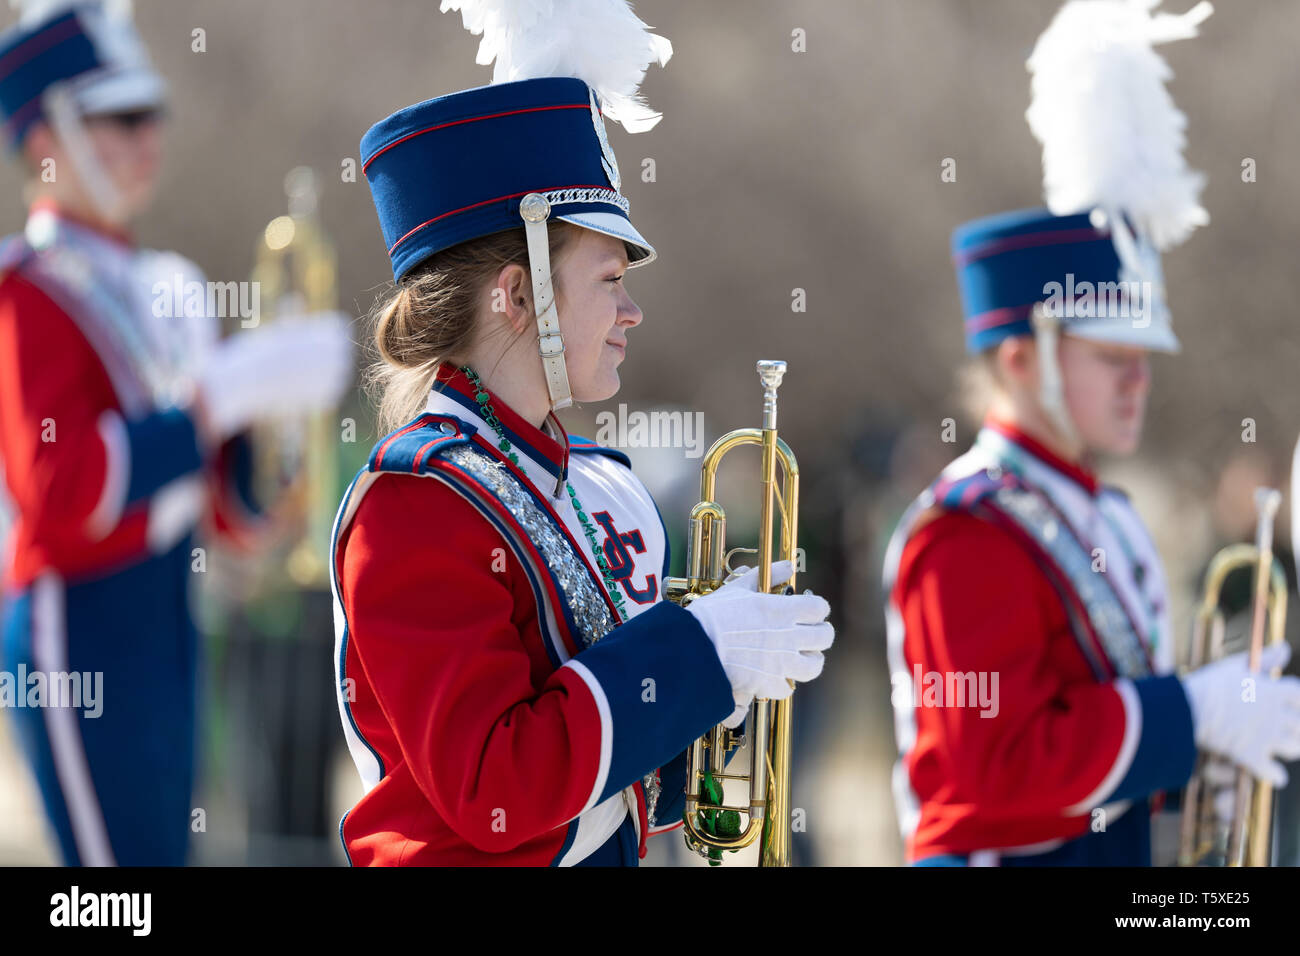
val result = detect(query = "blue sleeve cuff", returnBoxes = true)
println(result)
[652,748,689,829]
[218,432,265,517]
[123,408,203,504]
[1109,674,1197,802]
[565,600,733,806]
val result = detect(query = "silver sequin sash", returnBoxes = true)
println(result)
[441,443,619,647]
[982,484,1153,681]
[434,440,664,827]
[10,237,168,417]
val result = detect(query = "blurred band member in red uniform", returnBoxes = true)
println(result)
[0,0,352,865]
[883,0,1300,866]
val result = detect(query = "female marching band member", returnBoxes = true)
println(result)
[0,1,352,865]
[884,0,1300,866]
[331,2,834,866]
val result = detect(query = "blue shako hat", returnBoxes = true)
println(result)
[361,0,672,413]
[951,0,1216,359]
[361,75,653,285]
[952,206,1178,355]
[0,1,166,148]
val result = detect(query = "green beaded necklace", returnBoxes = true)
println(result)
[462,365,627,623]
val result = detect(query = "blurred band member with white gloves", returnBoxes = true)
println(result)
[0,0,351,865]
[884,0,1300,866]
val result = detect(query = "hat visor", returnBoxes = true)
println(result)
[1061,317,1180,354]
[555,210,656,267]
[71,69,167,119]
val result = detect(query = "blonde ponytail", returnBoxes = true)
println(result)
[365,222,580,434]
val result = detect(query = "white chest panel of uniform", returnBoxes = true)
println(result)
[540,450,668,862]
[554,452,667,619]
[31,213,219,403]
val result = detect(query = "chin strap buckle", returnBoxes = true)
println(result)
[538,332,565,358]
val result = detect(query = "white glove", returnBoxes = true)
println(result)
[196,313,354,441]
[720,703,750,731]
[1200,757,1238,825]
[686,560,833,729]
[715,564,777,729]
[1181,642,1300,788]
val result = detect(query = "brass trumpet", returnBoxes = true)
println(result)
[1178,487,1288,867]
[664,360,799,867]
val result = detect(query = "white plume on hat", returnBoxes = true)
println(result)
[440,0,672,132]
[1026,0,1213,251]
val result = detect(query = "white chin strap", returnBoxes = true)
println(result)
[42,85,128,224]
[1030,304,1080,452]
[519,192,573,411]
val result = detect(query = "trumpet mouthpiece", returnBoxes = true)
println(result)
[1254,487,1283,554]
[1255,487,1282,519]
[757,360,787,430]
[757,360,786,389]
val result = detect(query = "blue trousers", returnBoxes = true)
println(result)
[913,800,1153,866]
[572,814,641,866]
[1,537,198,866]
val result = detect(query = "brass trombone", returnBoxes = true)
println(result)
[1178,487,1288,867]
[664,360,799,867]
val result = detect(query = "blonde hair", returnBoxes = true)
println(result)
[366,222,581,434]
[955,349,1001,425]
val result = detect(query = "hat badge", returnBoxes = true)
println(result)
[1120,233,1169,332]
[589,88,621,192]
[1103,211,1169,333]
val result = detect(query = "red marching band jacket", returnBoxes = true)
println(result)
[0,202,266,592]
[883,418,1197,865]
[331,365,734,865]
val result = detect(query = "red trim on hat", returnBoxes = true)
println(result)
[966,303,1033,334]
[386,183,612,255]
[362,102,592,172]
[985,415,1100,496]
[953,227,1110,268]
[967,288,1147,335]
[0,14,83,82]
